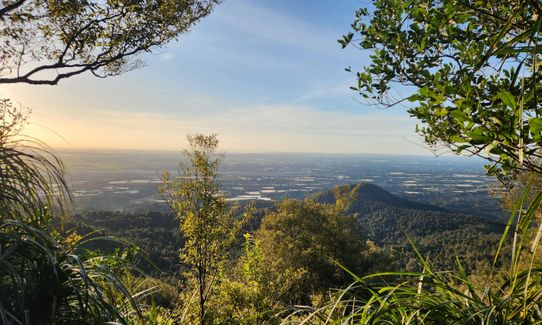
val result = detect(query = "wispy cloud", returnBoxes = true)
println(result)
[161,52,175,61]
[211,0,341,54]
[166,0,351,76]
[287,82,354,104]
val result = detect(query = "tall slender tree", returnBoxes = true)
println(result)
[160,134,246,324]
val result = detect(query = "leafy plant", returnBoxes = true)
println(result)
[0,103,148,324]
[0,218,149,324]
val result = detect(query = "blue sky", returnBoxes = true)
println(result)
[2,0,428,154]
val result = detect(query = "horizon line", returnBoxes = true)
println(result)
[52,147,482,159]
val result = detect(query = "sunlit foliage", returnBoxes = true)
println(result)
[160,133,249,324]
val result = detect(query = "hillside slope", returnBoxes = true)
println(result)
[317,183,506,270]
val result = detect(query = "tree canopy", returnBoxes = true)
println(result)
[255,196,369,305]
[341,0,542,179]
[0,0,220,85]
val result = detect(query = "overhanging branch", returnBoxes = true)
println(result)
[0,0,27,17]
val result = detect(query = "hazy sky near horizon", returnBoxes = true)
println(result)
[2,0,429,154]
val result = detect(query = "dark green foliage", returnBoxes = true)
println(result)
[0,218,145,324]
[55,183,515,324]
[67,211,183,277]
[71,183,508,280]
[319,184,507,271]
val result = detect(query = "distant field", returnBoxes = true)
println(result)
[58,149,505,220]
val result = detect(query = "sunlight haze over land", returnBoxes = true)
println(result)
[2,0,425,154]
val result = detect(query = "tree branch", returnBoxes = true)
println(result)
[0,0,27,17]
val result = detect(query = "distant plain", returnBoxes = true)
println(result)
[59,149,504,220]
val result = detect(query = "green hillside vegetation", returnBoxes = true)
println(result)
[1,126,534,323]
[1,118,539,324]
[71,183,506,278]
[67,211,183,278]
[60,181,512,323]
[319,184,507,271]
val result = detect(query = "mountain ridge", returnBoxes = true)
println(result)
[317,182,448,214]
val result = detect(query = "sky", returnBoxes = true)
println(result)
[1,0,429,154]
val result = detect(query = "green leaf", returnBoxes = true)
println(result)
[449,134,465,143]
[450,110,469,122]
[455,144,470,153]
[528,118,542,135]
[407,94,421,102]
[434,107,448,117]
[490,116,503,126]
[497,90,516,109]
[419,87,430,97]
[468,127,490,142]
[338,32,354,48]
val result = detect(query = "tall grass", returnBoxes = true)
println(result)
[0,101,148,324]
[0,220,148,324]
[0,100,72,227]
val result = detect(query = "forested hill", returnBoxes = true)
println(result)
[317,183,507,270]
[317,183,448,214]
